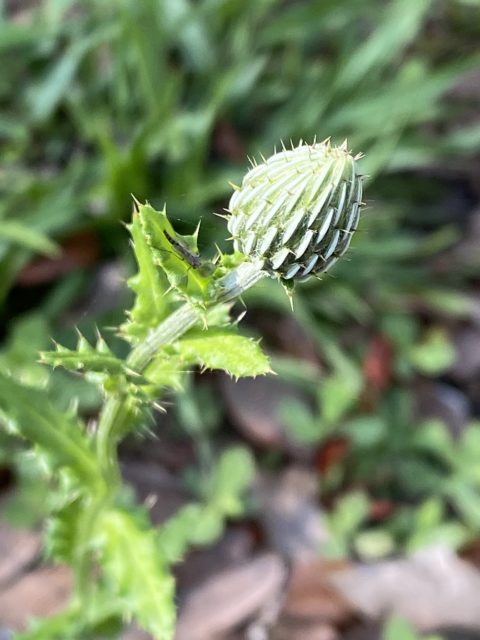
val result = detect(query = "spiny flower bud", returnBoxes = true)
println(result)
[227,140,363,282]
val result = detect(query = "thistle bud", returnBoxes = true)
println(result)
[227,140,363,282]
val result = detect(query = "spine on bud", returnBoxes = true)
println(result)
[227,140,364,282]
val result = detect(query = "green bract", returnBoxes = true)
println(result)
[227,140,363,281]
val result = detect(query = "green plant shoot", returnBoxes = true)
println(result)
[0,140,363,639]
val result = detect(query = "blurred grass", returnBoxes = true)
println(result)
[1,0,480,557]
[1,0,479,304]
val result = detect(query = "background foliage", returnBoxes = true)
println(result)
[0,0,480,638]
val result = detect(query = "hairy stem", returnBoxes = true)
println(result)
[74,259,265,601]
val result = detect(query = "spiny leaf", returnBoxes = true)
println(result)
[121,210,170,342]
[176,330,271,378]
[41,333,129,376]
[0,372,99,486]
[98,509,176,640]
[138,202,212,302]
[45,497,83,564]
[143,350,185,391]
[41,333,144,397]
[41,333,174,420]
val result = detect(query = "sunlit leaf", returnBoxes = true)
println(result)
[408,328,456,374]
[177,331,271,378]
[121,210,170,341]
[99,510,175,640]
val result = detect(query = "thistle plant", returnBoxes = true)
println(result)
[0,140,363,640]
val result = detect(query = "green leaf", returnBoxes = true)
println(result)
[177,331,271,378]
[41,333,146,399]
[158,447,255,564]
[319,366,362,425]
[354,529,395,560]
[335,0,433,90]
[143,351,185,391]
[207,446,256,516]
[330,491,370,537]
[1,452,51,528]
[406,498,468,552]
[17,592,124,640]
[420,289,479,318]
[28,24,120,122]
[122,210,170,341]
[158,503,223,564]
[323,491,370,558]
[447,481,480,530]
[279,399,325,445]
[412,420,454,463]
[0,371,99,486]
[41,333,129,377]
[0,220,60,256]
[0,313,51,388]
[99,509,175,640]
[138,202,212,302]
[344,415,387,448]
[383,616,443,640]
[408,328,455,374]
[45,498,83,563]
[383,616,422,640]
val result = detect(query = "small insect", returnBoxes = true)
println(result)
[163,230,203,269]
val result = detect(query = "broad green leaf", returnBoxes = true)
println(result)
[122,211,169,341]
[99,510,175,640]
[177,331,271,378]
[0,220,59,256]
[0,372,99,486]
[408,328,455,374]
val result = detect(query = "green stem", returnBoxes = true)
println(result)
[74,259,266,602]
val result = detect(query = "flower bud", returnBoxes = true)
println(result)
[227,140,363,282]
